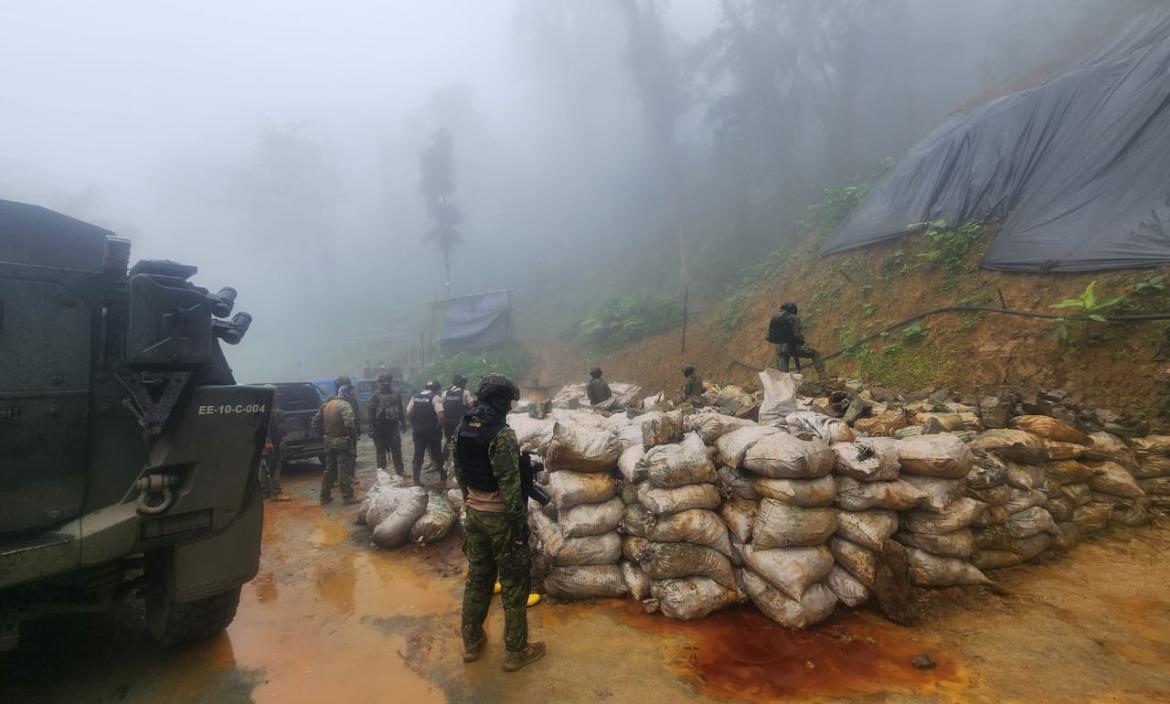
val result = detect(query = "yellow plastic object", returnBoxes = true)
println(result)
[493,580,502,595]
[526,593,541,607]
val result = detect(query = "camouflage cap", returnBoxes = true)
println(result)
[476,373,520,401]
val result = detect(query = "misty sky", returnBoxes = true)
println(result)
[0,1,1143,382]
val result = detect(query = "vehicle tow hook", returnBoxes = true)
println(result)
[136,474,177,515]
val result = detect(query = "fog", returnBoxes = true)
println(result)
[0,0,1155,382]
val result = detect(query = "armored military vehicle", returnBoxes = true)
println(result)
[0,199,267,650]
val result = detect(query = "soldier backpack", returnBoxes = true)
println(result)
[767,312,798,345]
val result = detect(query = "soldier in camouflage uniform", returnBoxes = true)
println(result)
[585,367,612,406]
[454,374,545,672]
[312,384,360,505]
[260,387,291,501]
[767,302,827,376]
[679,364,705,404]
[368,373,406,476]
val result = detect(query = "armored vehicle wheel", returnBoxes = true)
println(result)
[147,584,242,647]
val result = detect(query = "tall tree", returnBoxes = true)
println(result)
[418,126,462,298]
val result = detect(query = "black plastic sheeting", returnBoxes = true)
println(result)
[820,11,1170,272]
[438,290,512,352]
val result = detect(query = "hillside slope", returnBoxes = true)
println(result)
[595,226,1170,418]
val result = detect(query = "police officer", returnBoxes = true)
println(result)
[368,373,406,477]
[680,364,705,403]
[312,384,360,505]
[585,367,612,406]
[442,374,475,461]
[766,302,827,376]
[261,386,291,502]
[406,380,446,486]
[454,373,545,672]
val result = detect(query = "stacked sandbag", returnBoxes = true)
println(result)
[536,420,626,599]
[890,434,990,586]
[626,433,742,619]
[409,492,458,544]
[1130,435,1170,512]
[714,424,839,628]
[366,484,431,548]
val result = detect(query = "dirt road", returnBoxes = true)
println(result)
[4,440,1170,703]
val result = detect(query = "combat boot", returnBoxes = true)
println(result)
[502,642,546,672]
[462,638,485,663]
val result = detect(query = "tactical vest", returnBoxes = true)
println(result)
[456,417,505,492]
[410,392,439,432]
[442,387,466,427]
[768,312,798,345]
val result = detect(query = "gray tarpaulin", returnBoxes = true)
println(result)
[437,290,512,352]
[820,11,1170,272]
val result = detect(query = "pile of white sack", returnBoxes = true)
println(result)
[356,471,459,547]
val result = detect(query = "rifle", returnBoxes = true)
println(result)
[520,450,551,506]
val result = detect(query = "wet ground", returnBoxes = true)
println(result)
[4,438,1170,703]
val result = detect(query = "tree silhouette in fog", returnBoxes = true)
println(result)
[418,126,462,298]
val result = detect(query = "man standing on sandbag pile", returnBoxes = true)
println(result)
[368,373,406,478]
[586,366,612,406]
[406,380,447,486]
[311,384,360,506]
[767,302,827,377]
[454,374,545,672]
[680,364,705,404]
[442,373,475,463]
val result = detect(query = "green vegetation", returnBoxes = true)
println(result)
[849,341,952,389]
[411,343,532,388]
[810,184,869,243]
[577,294,683,353]
[1134,275,1165,294]
[1050,280,1126,346]
[914,220,985,275]
[861,302,876,318]
[860,284,873,298]
[902,322,928,343]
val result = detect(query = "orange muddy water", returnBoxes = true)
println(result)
[4,440,1170,703]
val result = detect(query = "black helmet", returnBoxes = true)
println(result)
[427,379,442,392]
[335,375,352,388]
[781,302,798,314]
[453,374,468,388]
[476,373,520,402]
[377,372,393,385]
[680,364,695,375]
[589,367,603,378]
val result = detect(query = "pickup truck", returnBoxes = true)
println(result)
[265,382,327,465]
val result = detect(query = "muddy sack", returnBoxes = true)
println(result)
[906,548,991,587]
[835,510,898,551]
[716,425,783,469]
[720,499,759,543]
[758,368,799,426]
[371,487,430,548]
[551,532,622,567]
[652,577,745,620]
[559,496,625,538]
[546,422,623,473]
[621,561,652,600]
[900,475,965,513]
[1009,415,1089,444]
[742,433,835,479]
[832,439,901,482]
[1073,503,1113,533]
[1002,487,1048,514]
[624,508,732,557]
[717,465,762,501]
[617,445,647,483]
[900,498,986,534]
[638,482,722,515]
[741,544,834,600]
[969,429,1048,464]
[741,570,838,629]
[826,565,869,608]
[835,477,926,512]
[643,433,719,489]
[548,470,617,512]
[896,434,974,479]
[622,535,650,562]
[753,500,837,550]
[829,537,876,588]
[639,542,737,590]
[446,488,464,513]
[750,475,837,507]
[974,527,1054,557]
[784,411,856,444]
[1003,506,1057,538]
[636,410,685,448]
[544,565,628,600]
[1132,435,1170,455]
[1045,460,1102,485]
[895,529,975,558]
[686,410,756,444]
[1006,463,1048,492]
[1087,461,1144,498]
[408,493,458,545]
[509,414,556,451]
